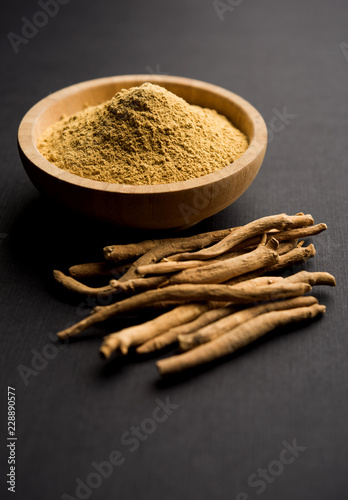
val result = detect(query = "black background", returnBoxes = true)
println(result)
[1,1,348,499]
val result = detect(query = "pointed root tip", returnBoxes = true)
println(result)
[120,344,129,355]
[313,272,336,287]
[155,361,165,376]
[318,304,326,314]
[327,274,336,286]
[136,343,152,354]
[99,344,112,360]
[53,270,63,281]
[100,336,121,358]
[68,267,77,278]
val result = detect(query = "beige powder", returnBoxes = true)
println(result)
[38,82,248,185]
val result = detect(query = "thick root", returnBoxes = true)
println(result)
[157,304,326,376]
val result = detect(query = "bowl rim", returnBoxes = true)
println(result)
[18,74,267,195]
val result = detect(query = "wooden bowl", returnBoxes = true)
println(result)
[18,75,267,230]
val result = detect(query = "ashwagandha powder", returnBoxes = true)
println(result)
[38,82,249,185]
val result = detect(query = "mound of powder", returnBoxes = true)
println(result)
[37,82,248,185]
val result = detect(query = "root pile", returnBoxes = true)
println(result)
[53,213,335,377]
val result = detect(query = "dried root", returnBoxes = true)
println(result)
[109,276,167,294]
[101,273,313,356]
[160,237,279,286]
[136,304,241,354]
[68,262,131,280]
[136,259,216,276]
[57,281,311,339]
[168,213,314,261]
[284,270,336,287]
[178,296,318,351]
[100,303,210,358]
[53,212,335,380]
[232,223,327,252]
[226,243,316,285]
[277,239,298,255]
[53,270,116,297]
[103,228,232,262]
[157,304,326,376]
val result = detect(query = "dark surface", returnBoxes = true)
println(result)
[1,1,348,499]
